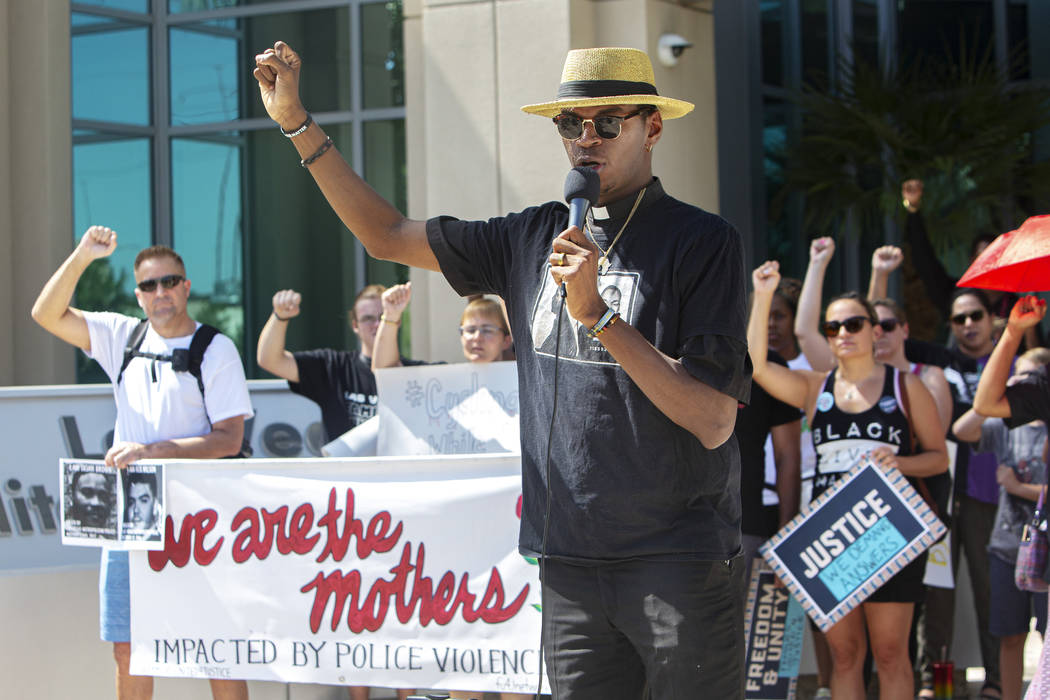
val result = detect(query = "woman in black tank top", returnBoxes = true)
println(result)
[748,262,948,700]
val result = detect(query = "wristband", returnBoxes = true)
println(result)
[272,311,292,322]
[586,307,617,338]
[380,314,400,326]
[301,137,334,167]
[281,113,312,138]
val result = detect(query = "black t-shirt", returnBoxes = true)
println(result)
[426,177,753,562]
[1006,362,1050,427]
[736,351,799,538]
[290,349,425,442]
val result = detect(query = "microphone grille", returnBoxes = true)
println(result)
[564,166,601,206]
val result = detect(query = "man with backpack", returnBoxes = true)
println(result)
[31,225,253,700]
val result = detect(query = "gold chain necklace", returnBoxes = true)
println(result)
[585,186,647,275]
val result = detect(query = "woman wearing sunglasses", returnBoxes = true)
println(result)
[748,261,948,700]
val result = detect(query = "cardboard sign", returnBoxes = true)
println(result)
[760,457,945,632]
[375,362,520,457]
[128,454,546,694]
[744,559,804,700]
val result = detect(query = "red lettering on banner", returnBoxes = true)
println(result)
[316,488,403,563]
[231,504,321,563]
[148,509,223,571]
[300,541,529,633]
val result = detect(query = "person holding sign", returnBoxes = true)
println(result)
[31,227,253,700]
[255,42,751,699]
[748,261,948,700]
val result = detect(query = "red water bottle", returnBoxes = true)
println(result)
[933,660,954,699]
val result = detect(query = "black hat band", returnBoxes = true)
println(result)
[555,79,659,100]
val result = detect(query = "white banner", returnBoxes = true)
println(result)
[375,362,520,457]
[129,454,546,695]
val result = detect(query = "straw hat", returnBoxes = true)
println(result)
[521,47,694,119]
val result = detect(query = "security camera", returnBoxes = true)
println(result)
[657,33,693,67]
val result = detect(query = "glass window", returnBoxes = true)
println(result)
[762,98,794,266]
[801,0,830,86]
[171,136,245,354]
[899,1,994,66]
[170,24,240,125]
[169,0,291,11]
[760,0,785,87]
[77,0,149,13]
[72,25,150,125]
[852,0,878,68]
[361,1,404,109]
[72,137,153,382]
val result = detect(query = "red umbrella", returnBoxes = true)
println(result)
[958,215,1050,292]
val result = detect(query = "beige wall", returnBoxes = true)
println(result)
[0,0,75,386]
[406,0,720,364]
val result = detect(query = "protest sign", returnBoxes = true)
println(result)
[375,363,519,456]
[744,559,804,700]
[760,456,945,632]
[128,454,546,695]
[61,460,166,549]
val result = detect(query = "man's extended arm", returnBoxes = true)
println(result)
[257,289,302,383]
[105,415,245,468]
[974,295,1047,418]
[254,42,439,271]
[771,420,802,527]
[31,226,118,351]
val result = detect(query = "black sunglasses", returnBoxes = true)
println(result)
[821,316,872,337]
[137,274,184,293]
[951,309,986,325]
[877,319,901,332]
[553,109,648,140]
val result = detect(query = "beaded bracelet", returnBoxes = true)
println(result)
[380,314,400,326]
[300,137,334,168]
[586,307,618,338]
[592,313,619,337]
[281,113,313,138]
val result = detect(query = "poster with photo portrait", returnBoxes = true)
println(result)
[61,460,118,544]
[60,459,166,549]
[120,463,165,547]
[531,268,639,366]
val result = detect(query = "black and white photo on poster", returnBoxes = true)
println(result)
[531,267,639,365]
[60,459,166,549]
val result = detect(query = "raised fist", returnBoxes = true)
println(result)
[752,261,781,295]
[77,226,117,261]
[381,282,412,320]
[871,246,903,274]
[809,237,835,266]
[902,179,923,212]
[272,289,302,320]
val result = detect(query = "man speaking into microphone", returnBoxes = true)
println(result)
[254,43,752,698]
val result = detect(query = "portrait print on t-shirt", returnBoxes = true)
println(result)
[531,267,639,365]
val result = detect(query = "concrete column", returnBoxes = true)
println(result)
[2,0,74,385]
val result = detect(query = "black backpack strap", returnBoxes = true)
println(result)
[117,319,150,385]
[187,324,220,415]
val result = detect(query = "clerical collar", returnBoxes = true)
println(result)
[591,178,664,223]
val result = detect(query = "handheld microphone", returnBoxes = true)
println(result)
[564,166,601,230]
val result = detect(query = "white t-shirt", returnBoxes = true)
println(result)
[762,352,818,507]
[84,311,253,445]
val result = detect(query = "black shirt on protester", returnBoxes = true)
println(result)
[290,348,426,442]
[736,351,799,538]
[425,177,753,563]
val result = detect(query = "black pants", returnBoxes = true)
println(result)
[540,557,744,700]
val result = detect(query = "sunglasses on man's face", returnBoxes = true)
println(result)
[821,316,872,337]
[877,319,901,333]
[136,274,184,293]
[553,109,648,140]
[950,309,986,325]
